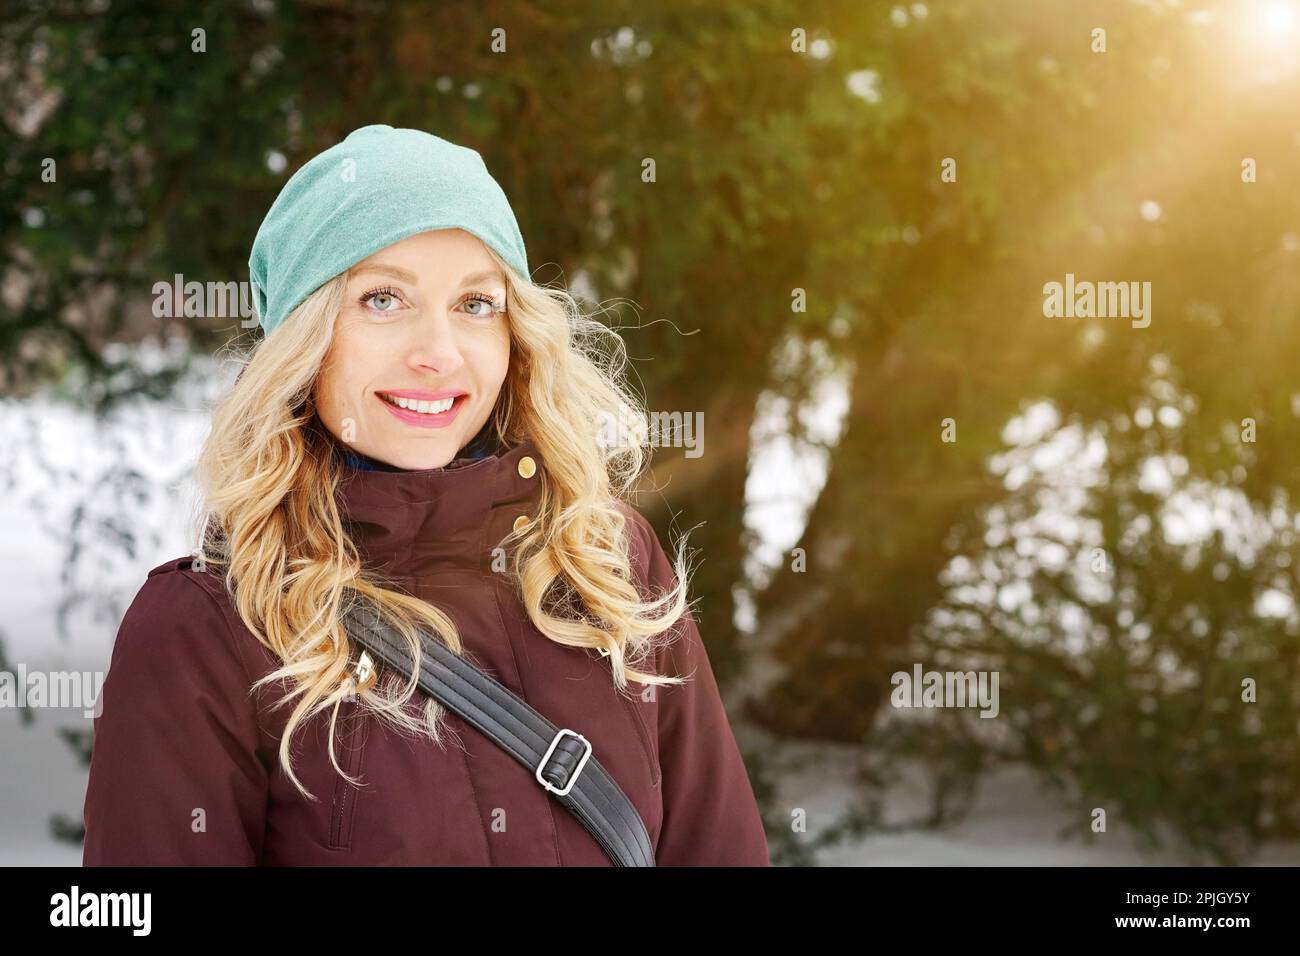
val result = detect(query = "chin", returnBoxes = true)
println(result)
[356,428,460,471]
[385,447,456,471]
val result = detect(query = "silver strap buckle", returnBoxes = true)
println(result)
[535,728,593,797]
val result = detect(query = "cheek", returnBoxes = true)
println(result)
[313,353,347,430]
[315,324,379,421]
[467,322,512,384]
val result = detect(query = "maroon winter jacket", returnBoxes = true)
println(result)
[81,438,770,866]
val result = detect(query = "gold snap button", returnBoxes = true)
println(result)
[518,455,537,479]
[513,514,532,533]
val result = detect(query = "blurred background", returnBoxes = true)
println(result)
[4,0,1300,865]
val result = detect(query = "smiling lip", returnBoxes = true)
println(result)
[375,390,468,429]
[378,389,467,402]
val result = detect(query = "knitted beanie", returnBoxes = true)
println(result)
[248,124,529,335]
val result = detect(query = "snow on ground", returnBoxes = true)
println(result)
[0,357,225,866]
[766,740,1300,865]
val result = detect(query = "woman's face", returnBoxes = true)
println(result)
[314,229,512,470]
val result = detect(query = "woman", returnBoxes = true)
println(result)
[80,125,770,866]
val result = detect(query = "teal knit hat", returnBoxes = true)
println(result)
[248,124,530,335]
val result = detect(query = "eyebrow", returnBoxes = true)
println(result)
[457,269,507,289]
[349,264,506,288]
[350,263,418,284]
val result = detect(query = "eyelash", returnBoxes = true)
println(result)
[358,287,501,317]
[462,291,501,315]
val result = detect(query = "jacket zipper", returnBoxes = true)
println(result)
[328,700,369,850]
[621,693,661,788]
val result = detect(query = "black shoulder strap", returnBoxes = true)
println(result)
[340,604,656,867]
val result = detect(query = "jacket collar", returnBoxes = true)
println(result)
[335,435,545,583]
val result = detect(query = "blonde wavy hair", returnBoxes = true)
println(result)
[195,245,696,799]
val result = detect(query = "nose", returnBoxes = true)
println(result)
[405,309,466,377]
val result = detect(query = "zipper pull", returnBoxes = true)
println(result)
[356,650,375,684]
[344,650,377,702]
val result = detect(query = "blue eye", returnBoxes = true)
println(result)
[360,286,403,312]
[461,292,503,318]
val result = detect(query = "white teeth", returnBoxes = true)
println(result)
[384,394,457,414]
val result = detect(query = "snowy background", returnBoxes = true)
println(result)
[5,351,1298,865]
